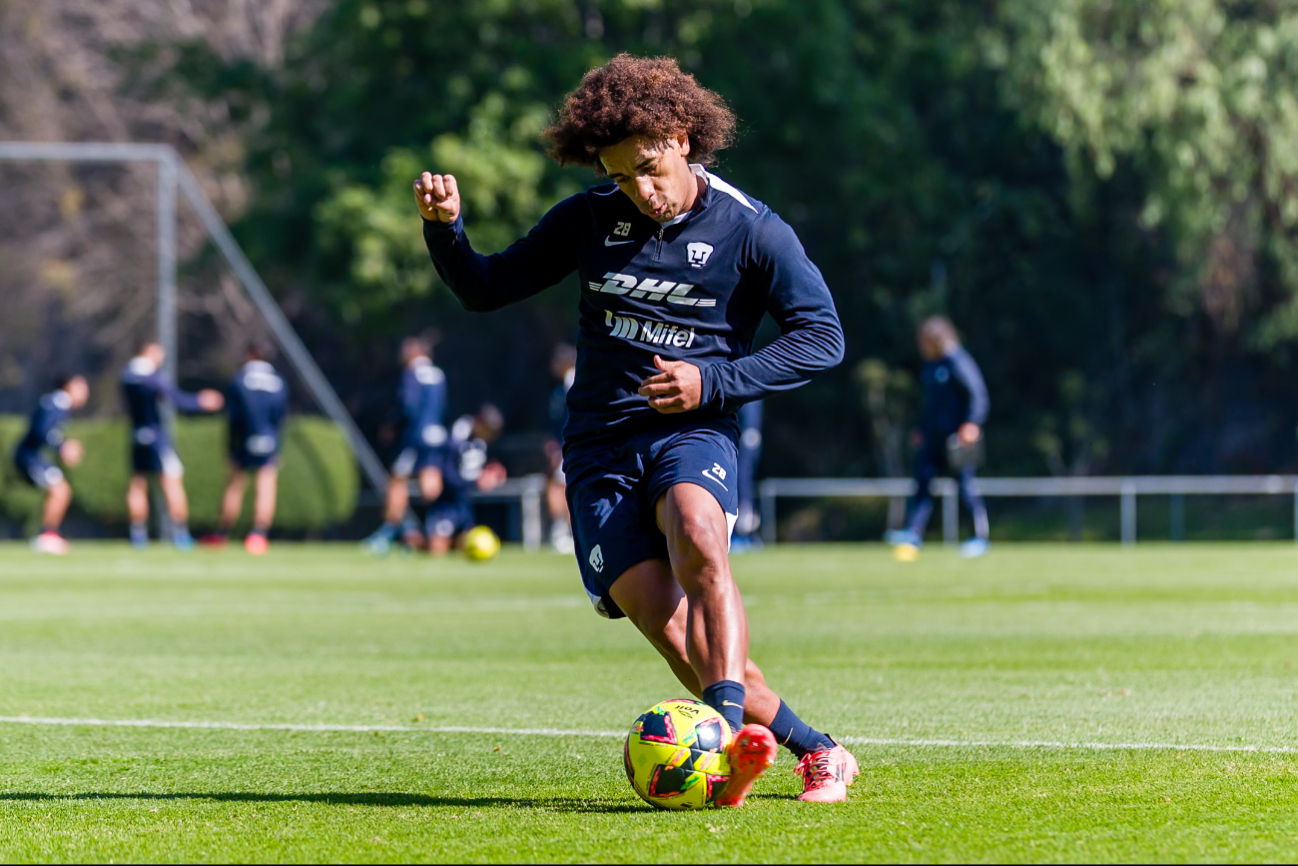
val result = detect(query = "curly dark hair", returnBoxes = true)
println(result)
[544,54,736,170]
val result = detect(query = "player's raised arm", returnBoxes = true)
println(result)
[413,172,460,223]
[416,170,582,313]
[697,212,846,413]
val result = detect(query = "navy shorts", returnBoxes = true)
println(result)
[230,432,280,470]
[14,453,62,490]
[564,419,740,619]
[391,445,444,479]
[131,442,183,477]
[425,498,474,539]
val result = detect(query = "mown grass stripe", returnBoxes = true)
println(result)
[2,715,1294,755]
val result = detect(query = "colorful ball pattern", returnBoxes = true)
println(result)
[624,699,732,810]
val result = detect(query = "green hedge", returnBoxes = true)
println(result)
[0,415,358,533]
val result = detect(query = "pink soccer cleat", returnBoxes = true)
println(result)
[31,531,70,556]
[794,740,859,803]
[244,533,269,556]
[714,724,777,807]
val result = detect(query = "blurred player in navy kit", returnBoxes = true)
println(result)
[731,399,764,552]
[425,404,507,555]
[888,316,990,560]
[121,340,225,550]
[545,344,576,554]
[203,340,288,555]
[13,374,89,554]
[363,335,448,555]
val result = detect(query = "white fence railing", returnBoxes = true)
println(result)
[758,475,1298,546]
[472,474,547,551]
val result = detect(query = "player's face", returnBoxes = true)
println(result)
[65,377,89,408]
[600,135,699,223]
[143,343,166,366]
[918,333,944,361]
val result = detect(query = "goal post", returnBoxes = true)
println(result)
[0,140,388,496]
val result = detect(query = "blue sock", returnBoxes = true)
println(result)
[702,680,746,735]
[768,700,835,759]
[130,522,148,548]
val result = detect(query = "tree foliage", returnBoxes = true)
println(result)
[8,0,1298,478]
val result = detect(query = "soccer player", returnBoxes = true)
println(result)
[545,344,576,554]
[13,374,89,554]
[888,316,990,560]
[414,54,855,805]
[425,404,507,555]
[362,336,448,554]
[731,399,764,552]
[121,340,224,550]
[203,340,288,555]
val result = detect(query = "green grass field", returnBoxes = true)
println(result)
[3,541,1298,862]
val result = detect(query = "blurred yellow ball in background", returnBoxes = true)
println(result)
[463,525,501,562]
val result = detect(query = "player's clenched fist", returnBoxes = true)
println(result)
[413,172,461,223]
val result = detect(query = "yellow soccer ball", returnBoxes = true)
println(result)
[624,699,732,810]
[463,525,500,562]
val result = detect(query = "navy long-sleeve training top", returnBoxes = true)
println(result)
[15,390,72,460]
[228,360,288,451]
[919,346,989,437]
[121,356,204,446]
[398,356,448,451]
[423,165,844,448]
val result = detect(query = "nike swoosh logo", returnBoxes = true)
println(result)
[701,470,729,491]
[604,237,634,246]
[722,701,744,708]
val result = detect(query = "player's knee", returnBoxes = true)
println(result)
[668,508,728,565]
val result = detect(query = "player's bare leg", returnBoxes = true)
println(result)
[160,473,195,551]
[160,474,189,525]
[363,474,416,554]
[220,468,249,531]
[203,467,247,547]
[619,483,764,804]
[384,476,409,526]
[43,479,73,534]
[417,466,443,506]
[656,483,747,684]
[127,475,150,548]
[32,479,74,554]
[609,559,780,721]
[246,465,278,554]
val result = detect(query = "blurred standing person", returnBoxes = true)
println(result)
[425,404,507,555]
[545,343,576,553]
[362,335,448,554]
[203,340,288,555]
[888,316,989,560]
[731,399,764,552]
[121,341,225,550]
[13,374,89,554]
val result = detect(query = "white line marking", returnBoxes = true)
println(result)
[0,716,1294,755]
[837,736,1298,755]
[0,716,623,738]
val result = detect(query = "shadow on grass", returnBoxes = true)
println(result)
[0,791,653,813]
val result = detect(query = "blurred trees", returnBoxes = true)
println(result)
[6,0,1298,476]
